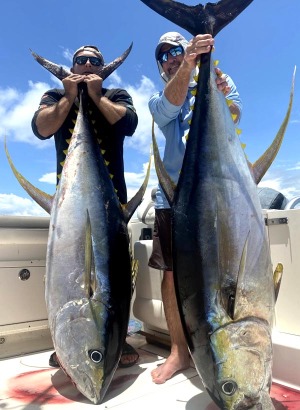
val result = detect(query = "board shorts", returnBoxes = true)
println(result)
[148,208,173,271]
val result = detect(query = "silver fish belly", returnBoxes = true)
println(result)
[45,93,132,404]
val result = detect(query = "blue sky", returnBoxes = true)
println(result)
[1,0,300,216]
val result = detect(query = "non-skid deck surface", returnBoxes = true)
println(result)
[0,334,299,410]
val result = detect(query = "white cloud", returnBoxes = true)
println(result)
[259,167,300,201]
[0,194,48,216]
[0,81,51,146]
[108,73,163,155]
[39,172,56,185]
[2,69,300,218]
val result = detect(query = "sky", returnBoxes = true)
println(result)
[1,0,300,217]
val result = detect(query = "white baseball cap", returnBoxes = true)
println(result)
[155,32,188,60]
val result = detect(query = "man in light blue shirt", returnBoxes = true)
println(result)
[148,31,242,384]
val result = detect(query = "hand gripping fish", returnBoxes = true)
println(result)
[5,45,151,404]
[141,1,294,409]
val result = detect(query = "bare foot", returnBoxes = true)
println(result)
[151,353,190,384]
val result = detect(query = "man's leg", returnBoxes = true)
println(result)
[151,270,190,384]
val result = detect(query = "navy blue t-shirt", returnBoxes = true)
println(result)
[32,87,138,204]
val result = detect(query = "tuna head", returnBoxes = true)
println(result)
[209,320,274,410]
[52,297,121,404]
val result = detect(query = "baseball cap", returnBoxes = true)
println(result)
[155,32,189,60]
[72,45,104,65]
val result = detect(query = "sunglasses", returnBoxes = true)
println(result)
[74,55,103,66]
[157,45,184,65]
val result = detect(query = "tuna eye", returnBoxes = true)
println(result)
[88,350,103,363]
[221,381,237,396]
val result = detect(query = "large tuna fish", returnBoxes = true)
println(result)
[141,0,294,409]
[5,45,150,404]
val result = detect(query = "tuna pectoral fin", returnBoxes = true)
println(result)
[140,0,254,37]
[123,150,152,224]
[84,210,96,298]
[230,233,249,320]
[273,263,283,302]
[250,66,296,184]
[5,138,53,214]
[152,118,175,206]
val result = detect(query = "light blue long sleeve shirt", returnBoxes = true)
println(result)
[149,74,242,209]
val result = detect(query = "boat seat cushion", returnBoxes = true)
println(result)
[257,187,288,210]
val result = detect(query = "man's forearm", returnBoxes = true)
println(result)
[35,96,74,137]
[91,95,126,124]
[164,62,193,106]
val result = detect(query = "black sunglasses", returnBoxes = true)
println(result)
[158,45,184,65]
[74,56,103,66]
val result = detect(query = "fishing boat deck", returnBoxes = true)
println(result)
[1,332,300,410]
[1,207,300,409]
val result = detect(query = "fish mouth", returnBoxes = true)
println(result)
[77,370,104,405]
[234,396,264,410]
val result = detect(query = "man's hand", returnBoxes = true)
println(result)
[83,74,103,98]
[184,34,214,68]
[62,74,85,101]
[215,67,231,96]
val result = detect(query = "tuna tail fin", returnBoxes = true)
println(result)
[250,66,296,184]
[152,117,176,206]
[101,43,133,81]
[30,43,133,82]
[123,150,152,224]
[30,49,71,80]
[140,0,254,36]
[4,137,53,214]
